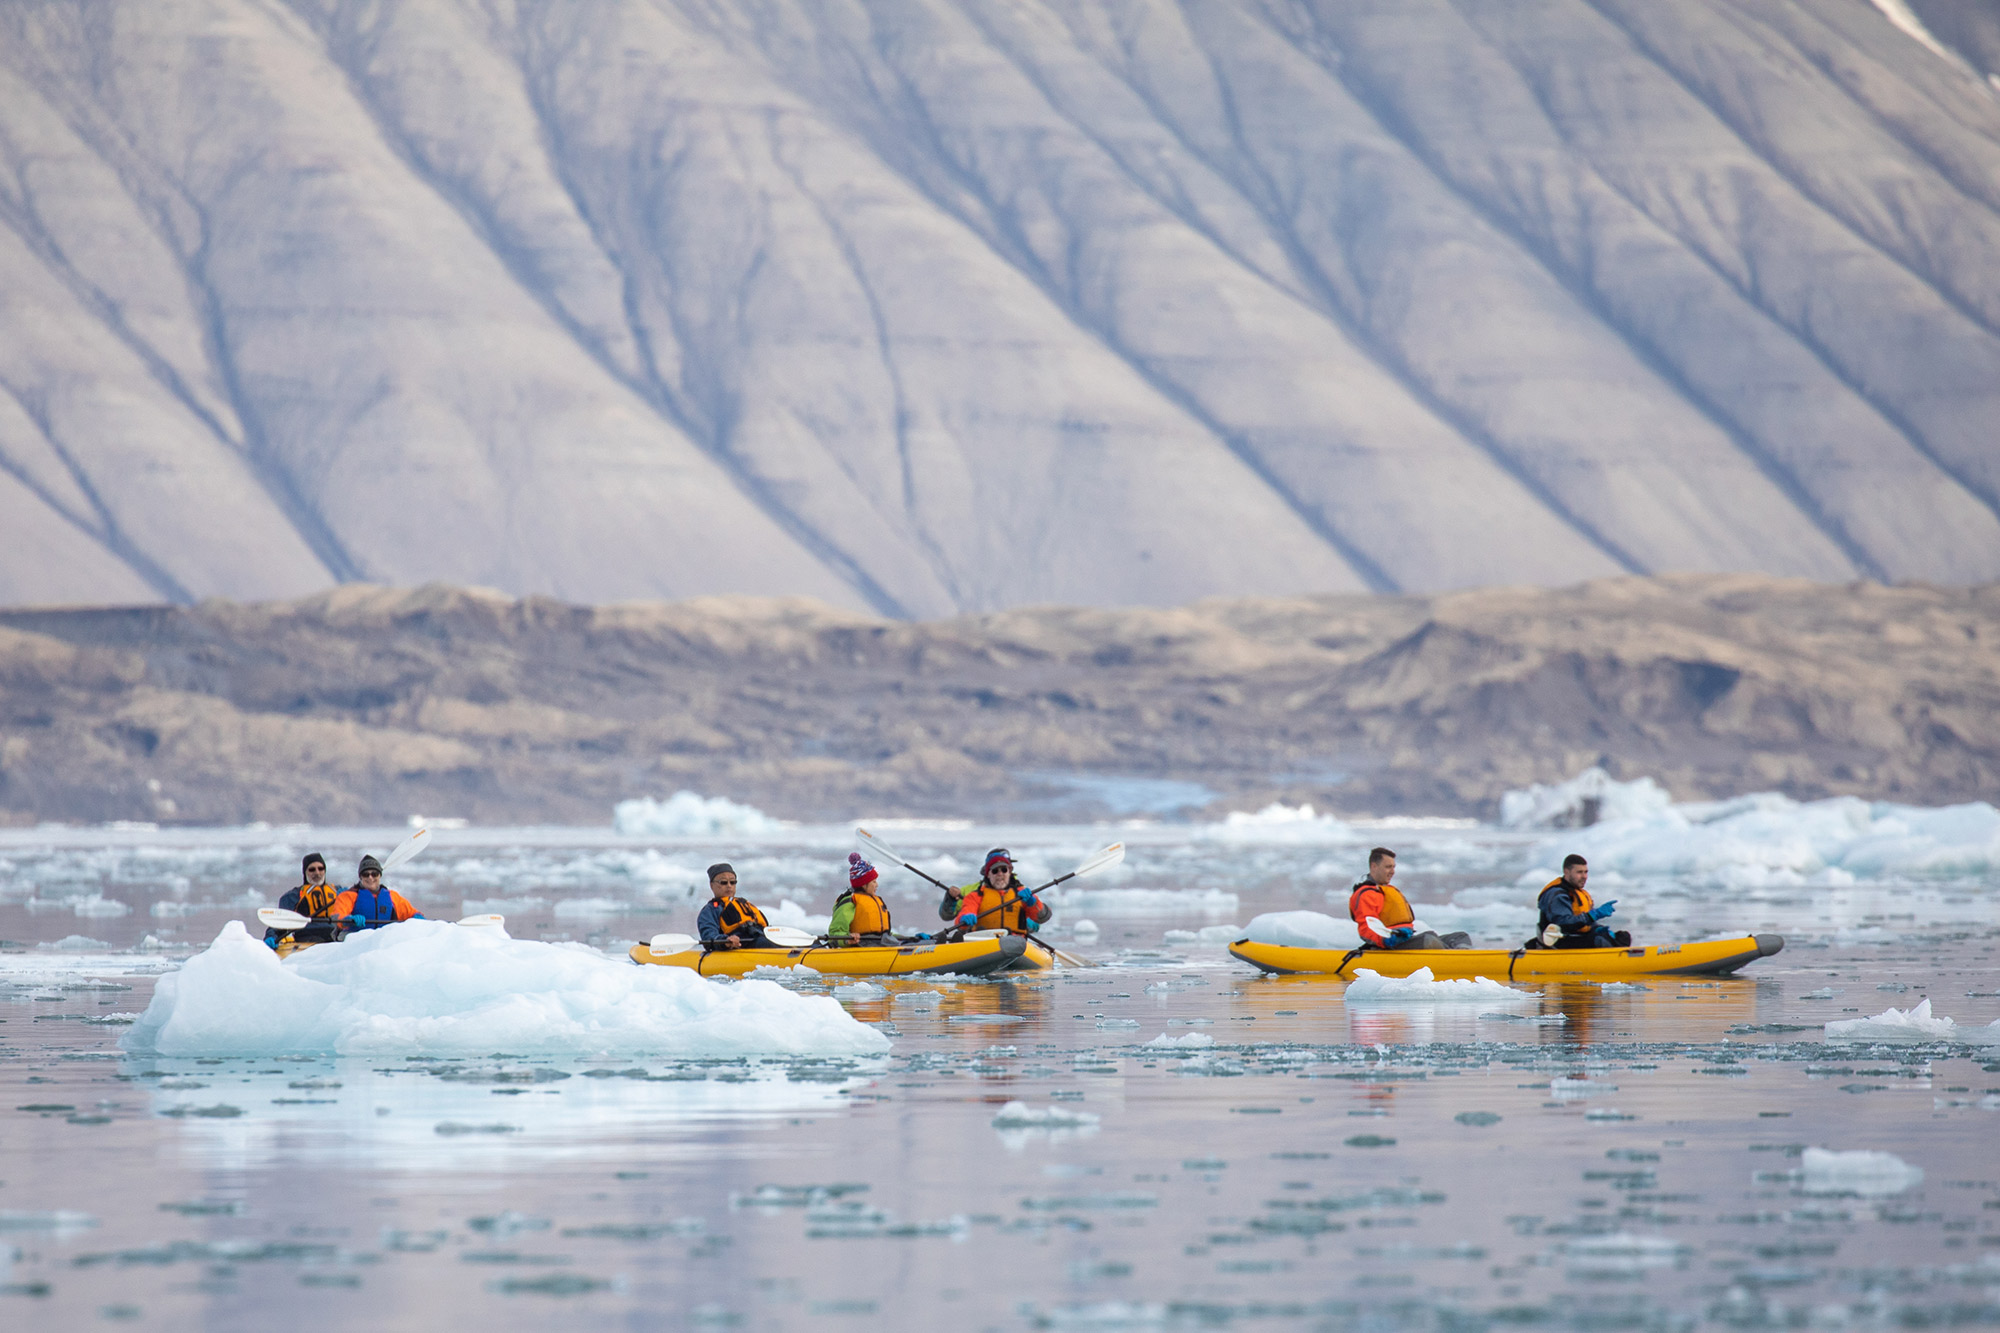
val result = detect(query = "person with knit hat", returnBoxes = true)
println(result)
[696,862,772,950]
[328,853,425,932]
[265,851,345,948]
[942,848,1052,938]
[828,852,896,945]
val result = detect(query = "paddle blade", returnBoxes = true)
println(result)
[456,914,506,931]
[763,925,817,948]
[854,827,911,870]
[649,933,698,955]
[1070,842,1126,880]
[257,907,311,930]
[381,826,432,872]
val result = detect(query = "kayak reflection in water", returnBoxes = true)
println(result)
[939,849,1052,940]
[696,862,771,950]
[1534,854,1631,948]
[264,851,345,948]
[1346,847,1471,950]
[328,854,426,932]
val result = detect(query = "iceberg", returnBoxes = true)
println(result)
[1244,910,1360,950]
[611,792,787,838]
[1144,1032,1217,1049]
[1501,768,1673,829]
[1824,998,2000,1044]
[1343,968,1537,1005]
[1517,776,2000,883]
[1797,1147,1924,1197]
[123,920,889,1058]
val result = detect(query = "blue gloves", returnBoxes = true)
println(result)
[1588,901,1618,922]
[913,932,933,942]
[957,912,978,930]
[347,915,366,932]
[1388,926,1415,944]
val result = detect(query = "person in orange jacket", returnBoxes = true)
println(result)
[948,849,1052,936]
[1346,847,1468,949]
[327,855,425,932]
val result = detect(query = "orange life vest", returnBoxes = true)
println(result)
[960,884,1037,935]
[834,889,893,937]
[295,882,341,918]
[1541,878,1593,918]
[1348,881,1415,928]
[715,897,768,936]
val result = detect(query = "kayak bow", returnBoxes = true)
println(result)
[1228,934,1785,980]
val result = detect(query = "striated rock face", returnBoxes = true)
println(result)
[3,2,2000,614]
[0,575,1994,825]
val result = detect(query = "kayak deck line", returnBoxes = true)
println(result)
[1227,934,1784,980]
[629,933,1027,977]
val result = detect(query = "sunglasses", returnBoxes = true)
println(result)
[359,870,381,880]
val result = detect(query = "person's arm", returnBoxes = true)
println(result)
[1351,887,1388,946]
[278,887,304,913]
[697,901,725,944]
[828,899,855,940]
[392,891,423,921]
[329,889,357,919]
[937,888,963,922]
[1538,887,1591,929]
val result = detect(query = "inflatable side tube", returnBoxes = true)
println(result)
[1647,933,1785,977]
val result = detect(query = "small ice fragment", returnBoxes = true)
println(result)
[1094,1017,1140,1030]
[1071,920,1100,939]
[1144,1032,1217,1049]
[746,964,820,980]
[1825,998,1983,1043]
[833,982,888,1000]
[1585,1108,1636,1121]
[990,1101,1101,1130]
[1797,1147,1923,1197]
[1596,982,1649,992]
[892,990,943,1009]
[1455,1111,1502,1127]
[1798,988,1836,999]
[1343,968,1536,1004]
[0,1210,97,1236]
[1550,1078,1618,1099]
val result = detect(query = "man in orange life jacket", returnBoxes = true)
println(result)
[265,852,344,947]
[1536,854,1630,948]
[946,849,1052,937]
[328,855,425,931]
[1347,847,1470,949]
[696,863,772,949]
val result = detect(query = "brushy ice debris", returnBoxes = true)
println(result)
[0,1210,97,1237]
[1550,1077,1618,1098]
[45,935,112,952]
[1798,987,1836,999]
[1521,782,2000,883]
[1825,998,2000,1044]
[746,964,820,980]
[1501,768,1673,829]
[991,1101,1101,1129]
[833,982,888,1000]
[72,894,132,917]
[1246,911,1360,950]
[1798,1147,1924,1196]
[1145,1032,1217,1049]
[1207,802,1353,844]
[1162,925,1242,945]
[1597,982,1650,992]
[611,791,787,838]
[1344,968,1537,1004]
[123,920,889,1058]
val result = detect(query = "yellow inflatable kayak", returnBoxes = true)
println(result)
[631,933,1030,977]
[1228,934,1784,981]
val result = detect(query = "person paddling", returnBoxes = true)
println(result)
[265,852,345,948]
[1347,847,1469,950]
[943,849,1052,938]
[697,862,772,950]
[328,855,425,932]
[829,853,896,945]
[1535,855,1629,948]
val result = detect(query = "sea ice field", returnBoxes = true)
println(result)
[2,780,1998,1330]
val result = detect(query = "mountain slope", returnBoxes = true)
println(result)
[3,0,1998,614]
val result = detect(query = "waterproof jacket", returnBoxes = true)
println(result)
[1348,880,1415,948]
[697,895,770,947]
[829,889,892,942]
[266,881,345,944]
[954,878,1050,935]
[1536,878,1596,939]
[328,885,423,928]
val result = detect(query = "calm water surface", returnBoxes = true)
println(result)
[2,823,1996,1330]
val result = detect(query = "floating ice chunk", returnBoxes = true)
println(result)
[1557,1231,1690,1276]
[1550,1077,1618,1098]
[1212,803,1352,842]
[611,791,787,837]
[991,1101,1101,1129]
[1825,998,1999,1043]
[1343,968,1537,1005]
[1145,1032,1218,1049]
[123,920,889,1058]
[745,964,820,980]
[767,900,831,934]
[1501,768,1673,829]
[1162,925,1241,945]
[1798,988,1836,999]
[1245,911,1360,950]
[1596,982,1650,992]
[833,982,888,1000]
[1048,888,1238,916]
[44,935,112,952]
[1798,1147,1924,1197]
[1070,920,1100,940]
[0,1210,96,1237]
[892,989,942,1008]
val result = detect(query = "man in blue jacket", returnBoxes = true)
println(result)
[1536,855,1630,948]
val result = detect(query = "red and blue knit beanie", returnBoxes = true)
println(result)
[847,852,878,889]
[983,848,1012,873]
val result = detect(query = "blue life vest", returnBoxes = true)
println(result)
[349,885,397,927]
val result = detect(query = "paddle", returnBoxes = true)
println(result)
[856,829,1112,967]
[648,932,698,955]
[380,825,432,872]
[259,907,501,932]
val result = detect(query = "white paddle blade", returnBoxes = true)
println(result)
[456,914,506,931]
[854,827,912,870]
[381,825,432,872]
[258,907,311,930]
[1071,843,1125,879]
[961,928,1009,940]
[763,925,817,948]
[649,932,699,955]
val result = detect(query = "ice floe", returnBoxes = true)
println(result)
[611,791,788,837]
[1824,998,2000,1044]
[123,920,890,1057]
[1245,910,1359,950]
[1343,968,1537,1004]
[1797,1147,1924,1196]
[1502,768,1673,829]
[1162,925,1241,945]
[832,982,887,1000]
[1211,802,1353,841]
[1047,887,1239,916]
[1144,1032,1218,1049]
[990,1101,1101,1129]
